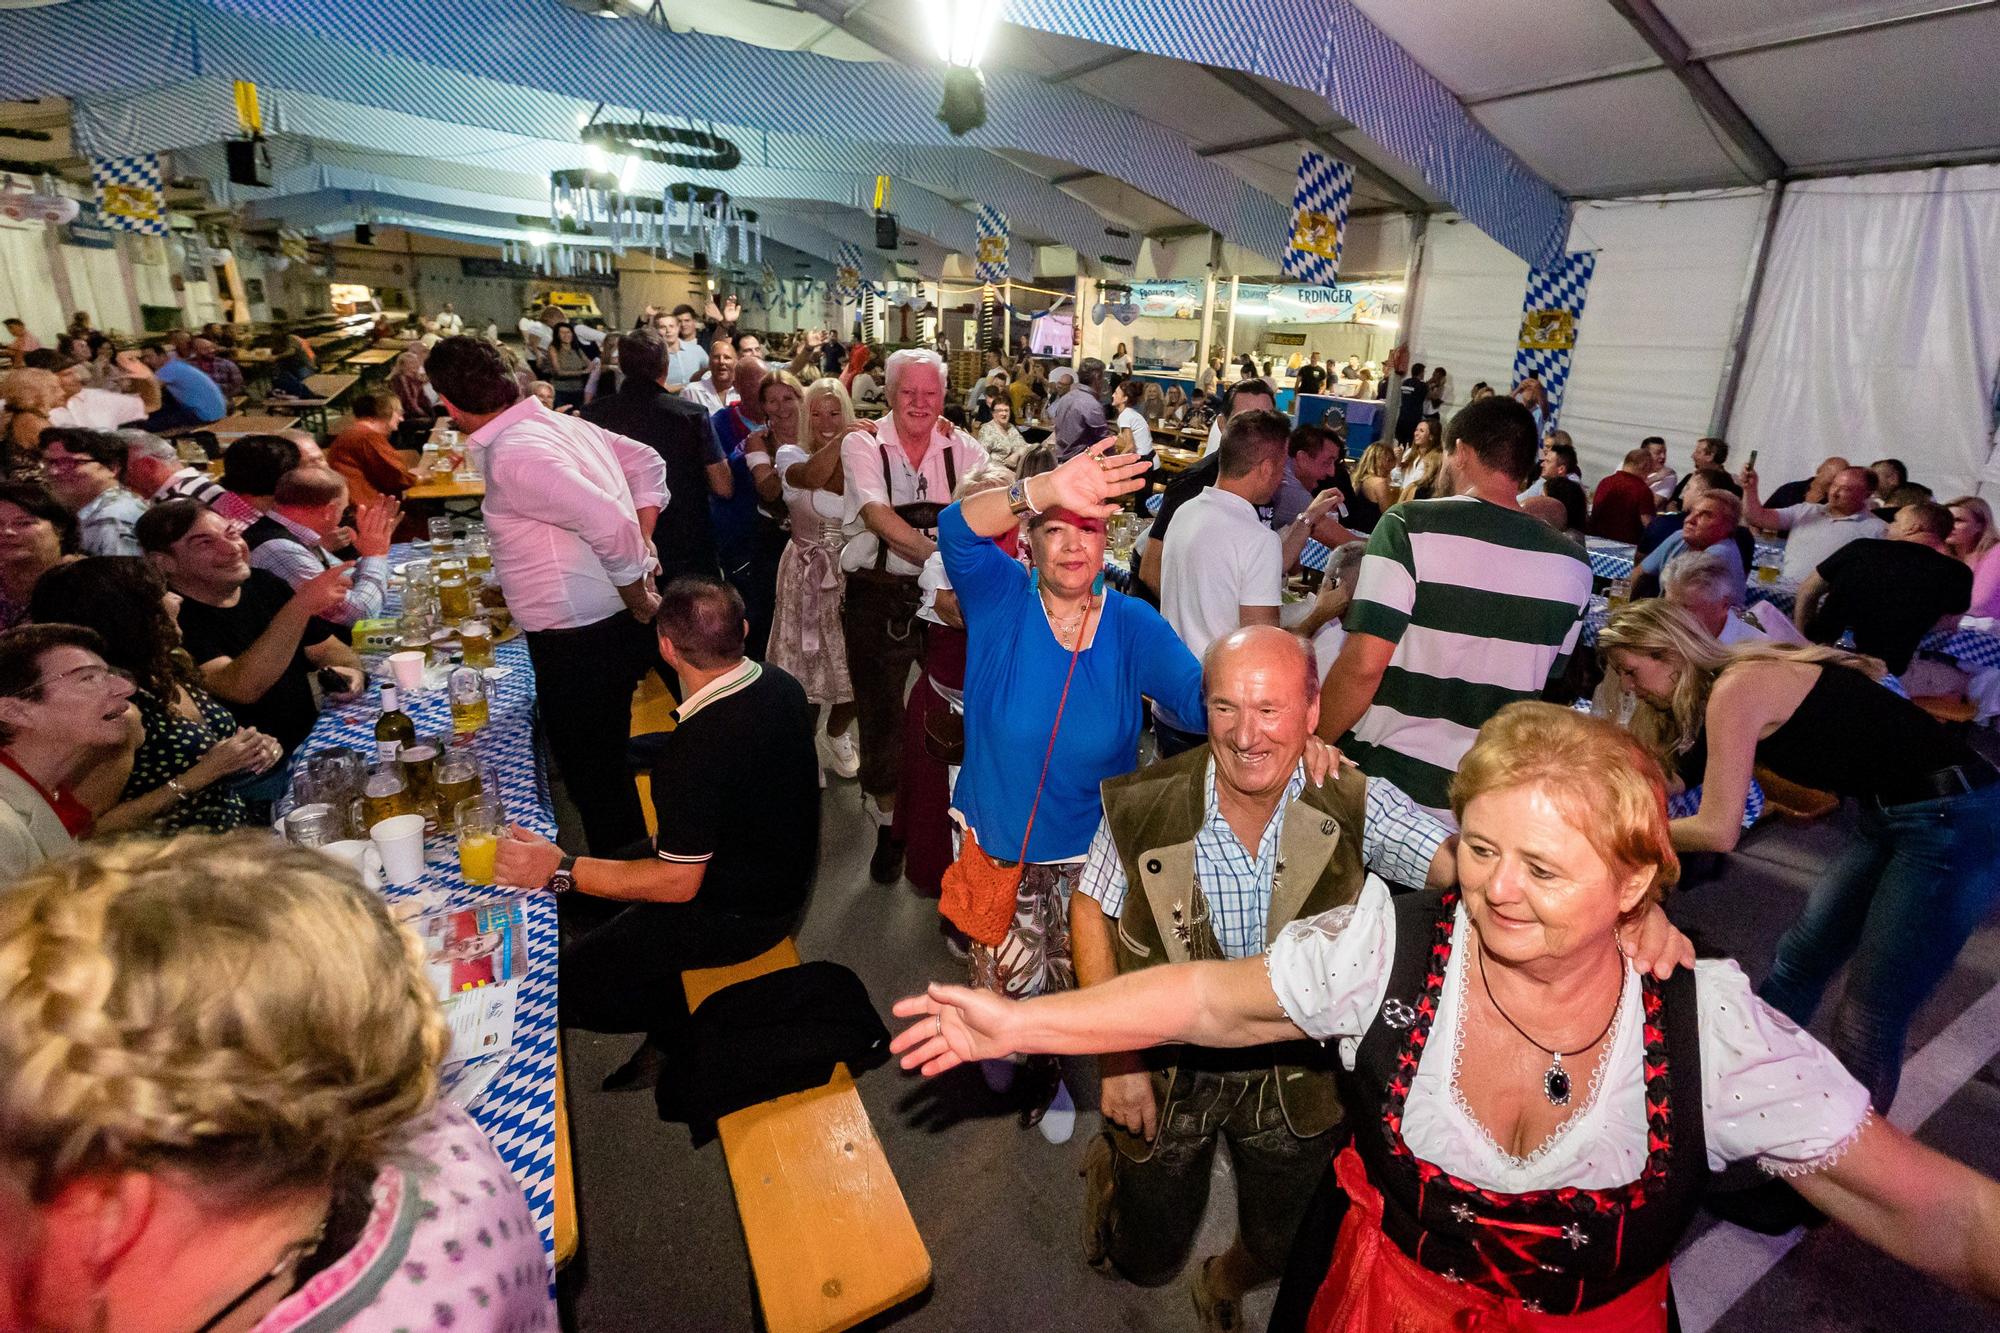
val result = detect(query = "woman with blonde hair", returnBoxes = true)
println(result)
[893,700,2000,1330]
[0,832,551,1330]
[1348,440,1397,531]
[1,367,62,467]
[1944,494,2000,617]
[1598,598,2000,1111]
[763,373,860,780]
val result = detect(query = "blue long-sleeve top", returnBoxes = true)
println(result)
[940,502,1206,863]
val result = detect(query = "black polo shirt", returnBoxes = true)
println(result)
[175,570,338,754]
[1809,538,1972,675]
[650,661,820,920]
[580,381,725,581]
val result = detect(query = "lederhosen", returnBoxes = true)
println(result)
[1272,889,1710,1329]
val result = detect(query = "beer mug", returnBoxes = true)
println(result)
[459,618,495,669]
[449,666,490,735]
[359,761,412,829]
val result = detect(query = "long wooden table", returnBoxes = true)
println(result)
[405,476,487,502]
[305,372,362,400]
[343,347,402,368]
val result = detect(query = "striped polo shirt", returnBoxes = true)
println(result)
[1341,495,1592,821]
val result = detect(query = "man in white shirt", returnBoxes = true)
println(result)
[839,348,986,882]
[426,336,669,856]
[1642,436,1676,502]
[1201,377,1274,456]
[1157,410,1291,755]
[516,310,553,359]
[46,352,161,430]
[1739,462,1886,582]
[680,338,740,414]
[432,303,463,337]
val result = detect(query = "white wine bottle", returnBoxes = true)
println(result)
[374,683,417,761]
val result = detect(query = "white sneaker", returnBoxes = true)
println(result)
[820,728,860,780]
[1039,1078,1077,1144]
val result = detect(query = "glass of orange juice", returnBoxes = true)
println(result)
[454,794,505,886]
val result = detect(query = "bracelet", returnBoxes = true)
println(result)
[163,776,189,801]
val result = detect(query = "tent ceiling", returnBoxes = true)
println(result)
[1364,0,2000,195]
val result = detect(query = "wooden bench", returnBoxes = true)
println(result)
[553,1041,578,1269]
[1913,694,1979,727]
[681,941,931,1333]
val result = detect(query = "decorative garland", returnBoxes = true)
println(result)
[580,122,740,172]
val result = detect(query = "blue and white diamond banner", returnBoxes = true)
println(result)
[1512,252,1597,430]
[1282,150,1353,287]
[91,153,167,235]
[974,205,1009,284]
[834,242,864,302]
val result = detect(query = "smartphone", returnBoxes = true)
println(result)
[1745,449,1758,471]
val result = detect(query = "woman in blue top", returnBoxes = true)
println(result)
[941,442,1206,1136]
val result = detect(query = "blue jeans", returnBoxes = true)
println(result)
[1758,782,2000,1110]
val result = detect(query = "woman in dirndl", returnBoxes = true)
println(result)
[759,373,860,783]
[894,701,2000,1331]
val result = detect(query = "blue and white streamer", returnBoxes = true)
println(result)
[1512,252,1597,430]
[1282,150,1352,287]
[974,205,1008,284]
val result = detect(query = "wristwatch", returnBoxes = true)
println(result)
[1007,478,1041,518]
[545,854,577,895]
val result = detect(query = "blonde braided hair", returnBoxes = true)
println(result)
[0,832,447,1203]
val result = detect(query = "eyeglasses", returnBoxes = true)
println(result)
[22,663,135,694]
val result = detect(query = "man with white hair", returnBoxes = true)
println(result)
[840,348,987,882]
[1662,547,1803,646]
[114,430,258,532]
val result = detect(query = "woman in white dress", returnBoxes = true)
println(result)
[893,701,2000,1331]
[750,372,859,780]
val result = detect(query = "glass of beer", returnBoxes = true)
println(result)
[438,573,474,621]
[449,667,490,735]
[1605,576,1634,611]
[399,740,440,827]
[459,619,495,669]
[435,749,484,817]
[465,531,493,575]
[1756,560,1779,586]
[282,802,344,848]
[455,794,505,886]
[360,762,411,829]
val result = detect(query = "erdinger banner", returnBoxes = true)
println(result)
[1512,252,1597,429]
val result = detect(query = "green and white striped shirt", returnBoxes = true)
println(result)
[1341,496,1592,821]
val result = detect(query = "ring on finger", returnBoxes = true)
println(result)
[933,1014,944,1038]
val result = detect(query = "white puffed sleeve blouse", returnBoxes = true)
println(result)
[1266,877,1873,1193]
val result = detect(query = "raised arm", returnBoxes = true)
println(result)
[890,954,1297,1077]
[199,566,351,704]
[1736,465,1789,531]
[1793,1115,2000,1303]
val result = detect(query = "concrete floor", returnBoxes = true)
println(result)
[555,754,2000,1333]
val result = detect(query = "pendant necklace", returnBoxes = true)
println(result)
[1475,942,1620,1107]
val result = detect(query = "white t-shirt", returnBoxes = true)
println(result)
[1776,504,1888,582]
[51,387,147,430]
[1117,406,1153,458]
[1159,486,1283,661]
[1267,878,1873,1191]
[517,317,552,354]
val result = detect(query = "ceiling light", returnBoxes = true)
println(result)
[925,0,1001,136]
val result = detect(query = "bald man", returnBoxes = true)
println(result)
[1071,625,1454,1320]
[1740,462,1886,582]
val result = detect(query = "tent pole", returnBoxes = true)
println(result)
[1383,211,1429,434]
[1709,179,1786,439]
[1223,274,1240,373]
[1196,231,1220,379]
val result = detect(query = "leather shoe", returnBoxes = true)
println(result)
[869,826,904,884]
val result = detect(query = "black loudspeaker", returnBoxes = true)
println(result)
[354,223,374,246]
[874,211,899,250]
[224,137,269,187]
[691,251,709,273]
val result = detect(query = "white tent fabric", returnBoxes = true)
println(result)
[1728,166,2000,500]
[1558,190,1768,481]
[1405,220,1527,420]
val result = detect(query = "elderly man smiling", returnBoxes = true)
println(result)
[839,348,987,883]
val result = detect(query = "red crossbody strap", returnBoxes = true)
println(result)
[1017,596,1096,863]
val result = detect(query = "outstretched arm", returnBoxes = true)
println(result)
[890,955,1298,1077]
[1795,1114,2000,1302]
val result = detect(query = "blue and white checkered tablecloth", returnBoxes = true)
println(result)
[293,551,560,1275]
[1670,782,1765,829]
[1920,623,2000,671]
[1586,537,1636,581]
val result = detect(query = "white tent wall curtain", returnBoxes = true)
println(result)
[1727,166,2000,501]
[1403,218,1527,423]
[1557,190,1767,483]
[0,219,67,339]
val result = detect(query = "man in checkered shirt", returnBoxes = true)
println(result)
[1070,625,1454,1327]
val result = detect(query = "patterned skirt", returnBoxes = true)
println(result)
[966,861,1080,1000]
[767,533,853,706]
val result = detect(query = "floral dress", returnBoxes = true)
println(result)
[124,686,252,833]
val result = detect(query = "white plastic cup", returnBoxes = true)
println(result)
[320,838,384,890]
[387,651,426,691]
[369,813,428,884]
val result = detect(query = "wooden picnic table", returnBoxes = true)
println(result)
[305,372,361,400]
[404,475,486,502]
[1152,445,1202,474]
[343,347,402,368]
[180,413,299,441]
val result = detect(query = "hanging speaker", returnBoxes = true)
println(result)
[874,211,899,250]
[225,137,270,188]
[354,223,374,246]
